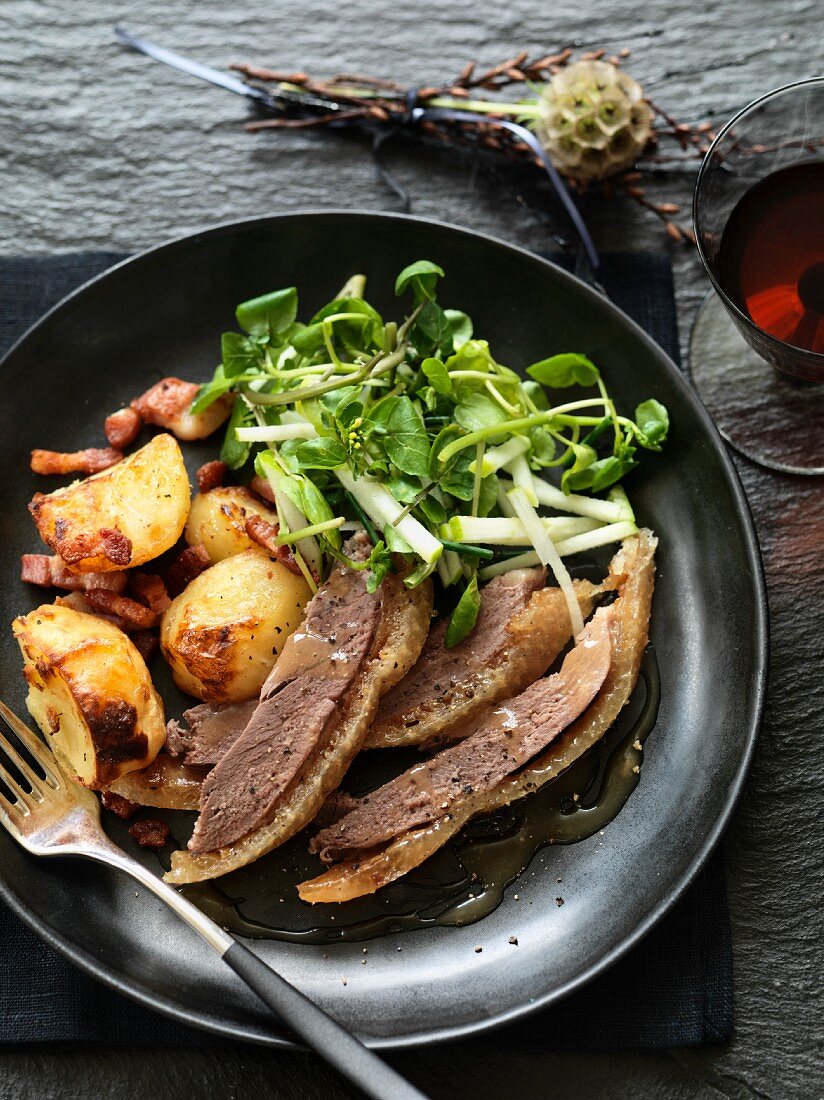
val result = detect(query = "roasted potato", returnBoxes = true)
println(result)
[29,433,190,574]
[185,487,280,564]
[13,604,166,788]
[160,549,311,704]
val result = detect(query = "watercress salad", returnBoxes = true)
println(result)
[192,261,668,645]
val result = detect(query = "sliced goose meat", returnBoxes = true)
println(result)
[312,606,613,862]
[367,569,599,749]
[299,531,656,903]
[164,537,433,884]
[188,548,382,854]
[165,699,258,766]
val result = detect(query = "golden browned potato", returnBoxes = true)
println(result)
[29,433,190,574]
[160,549,311,704]
[185,487,280,564]
[13,604,166,788]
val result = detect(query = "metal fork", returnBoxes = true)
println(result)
[0,700,426,1100]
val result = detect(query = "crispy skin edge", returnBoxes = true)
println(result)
[163,570,433,884]
[298,531,656,904]
[364,579,599,750]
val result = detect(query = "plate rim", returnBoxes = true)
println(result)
[0,209,768,1049]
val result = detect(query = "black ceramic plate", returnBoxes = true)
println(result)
[0,212,766,1047]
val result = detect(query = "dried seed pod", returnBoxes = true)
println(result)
[535,59,654,181]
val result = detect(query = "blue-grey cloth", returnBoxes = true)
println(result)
[0,250,732,1050]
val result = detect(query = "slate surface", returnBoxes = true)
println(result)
[0,1,822,1097]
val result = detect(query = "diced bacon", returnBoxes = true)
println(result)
[244,514,304,577]
[100,791,139,819]
[249,475,275,503]
[47,525,132,568]
[30,447,123,476]
[165,545,211,597]
[83,589,158,629]
[104,407,142,449]
[131,378,232,441]
[244,513,279,552]
[131,630,159,664]
[128,817,170,849]
[99,528,132,566]
[20,555,54,587]
[129,573,171,615]
[196,460,228,493]
[54,592,131,632]
[131,378,199,425]
[20,554,128,593]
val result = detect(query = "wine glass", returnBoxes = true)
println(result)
[691,77,824,475]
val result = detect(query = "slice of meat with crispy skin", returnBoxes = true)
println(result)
[106,753,208,811]
[367,570,600,749]
[311,607,613,862]
[30,448,123,476]
[299,531,656,903]
[131,378,233,441]
[187,538,383,854]
[164,537,433,885]
[104,408,142,449]
[166,699,258,766]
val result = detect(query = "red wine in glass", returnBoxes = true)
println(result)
[716,162,824,356]
[692,79,824,474]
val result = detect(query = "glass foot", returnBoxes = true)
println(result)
[689,292,824,475]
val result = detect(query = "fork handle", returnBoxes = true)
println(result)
[222,940,427,1100]
[86,846,426,1100]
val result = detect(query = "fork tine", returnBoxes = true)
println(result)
[0,701,62,787]
[0,786,25,824]
[0,725,54,797]
[0,758,37,811]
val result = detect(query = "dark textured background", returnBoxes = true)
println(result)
[0,2,822,1097]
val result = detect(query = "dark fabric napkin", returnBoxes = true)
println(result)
[0,250,732,1051]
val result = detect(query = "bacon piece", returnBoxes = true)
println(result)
[20,555,53,587]
[165,544,211,597]
[131,378,232,441]
[129,573,171,615]
[84,589,158,629]
[100,791,139,819]
[244,514,303,577]
[249,475,275,503]
[99,528,132,566]
[54,592,132,632]
[30,448,123,476]
[196,460,228,493]
[20,554,128,593]
[129,817,170,849]
[131,630,159,664]
[104,407,142,449]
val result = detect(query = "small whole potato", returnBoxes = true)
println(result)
[185,486,279,564]
[161,549,312,704]
[13,604,166,788]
